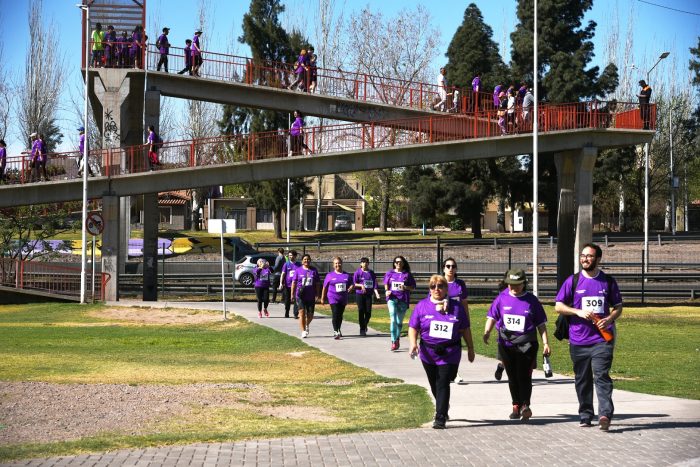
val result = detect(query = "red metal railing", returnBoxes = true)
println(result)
[2,101,654,186]
[0,258,110,301]
[143,45,495,113]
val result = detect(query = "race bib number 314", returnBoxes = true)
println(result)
[503,314,525,332]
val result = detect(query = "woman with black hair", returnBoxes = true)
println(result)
[383,255,416,351]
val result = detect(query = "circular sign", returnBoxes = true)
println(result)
[86,212,104,236]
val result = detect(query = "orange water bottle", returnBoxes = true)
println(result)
[591,315,614,342]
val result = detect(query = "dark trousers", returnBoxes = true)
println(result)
[570,341,615,420]
[271,274,280,302]
[283,285,298,317]
[255,287,269,311]
[356,294,373,331]
[500,341,538,407]
[640,104,651,129]
[177,64,192,75]
[157,53,169,72]
[421,362,458,418]
[330,303,346,332]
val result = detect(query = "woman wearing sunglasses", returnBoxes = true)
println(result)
[383,255,416,351]
[291,254,321,338]
[408,275,475,429]
[442,257,470,383]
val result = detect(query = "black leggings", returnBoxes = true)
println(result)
[255,286,269,311]
[356,294,373,331]
[283,286,298,317]
[499,341,538,406]
[330,303,346,332]
[421,362,458,418]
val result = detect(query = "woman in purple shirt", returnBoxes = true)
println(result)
[289,110,309,156]
[483,269,550,421]
[0,139,6,182]
[353,257,380,336]
[287,49,308,91]
[321,257,355,339]
[254,258,273,318]
[442,257,469,382]
[384,255,416,351]
[191,30,203,77]
[291,254,320,338]
[130,25,143,69]
[408,274,474,429]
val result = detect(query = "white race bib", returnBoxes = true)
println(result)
[260,273,269,281]
[582,296,605,314]
[335,282,347,293]
[391,281,405,291]
[503,314,525,332]
[363,280,374,289]
[289,270,295,278]
[302,276,313,287]
[429,320,454,339]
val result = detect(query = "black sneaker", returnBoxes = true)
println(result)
[432,415,446,429]
[579,419,592,428]
[495,363,505,381]
[509,404,521,420]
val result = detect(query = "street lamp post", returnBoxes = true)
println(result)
[78,2,90,303]
[643,51,669,273]
[532,0,539,295]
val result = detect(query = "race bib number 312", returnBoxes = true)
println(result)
[429,320,454,339]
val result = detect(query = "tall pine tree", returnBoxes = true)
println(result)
[219,0,310,238]
[510,0,618,235]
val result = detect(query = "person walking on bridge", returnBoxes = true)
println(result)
[77,127,94,177]
[0,139,6,183]
[434,67,448,111]
[91,22,105,67]
[555,243,622,431]
[177,39,193,75]
[191,30,203,77]
[156,27,171,73]
[638,80,652,130]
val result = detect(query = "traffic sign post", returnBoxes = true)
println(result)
[86,212,104,236]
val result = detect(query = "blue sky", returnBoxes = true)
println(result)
[1,0,698,156]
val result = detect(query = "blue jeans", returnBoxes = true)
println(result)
[387,299,408,342]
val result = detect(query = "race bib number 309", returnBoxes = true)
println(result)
[582,296,605,314]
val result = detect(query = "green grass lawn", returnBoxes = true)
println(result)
[0,303,433,461]
[335,302,700,400]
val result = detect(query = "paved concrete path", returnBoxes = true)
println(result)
[6,300,700,466]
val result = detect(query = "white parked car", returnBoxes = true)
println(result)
[233,253,278,286]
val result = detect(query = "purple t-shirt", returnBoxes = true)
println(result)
[487,291,547,347]
[148,131,156,146]
[353,268,377,295]
[157,33,169,54]
[183,45,192,65]
[472,76,481,92]
[555,271,622,346]
[0,147,6,162]
[130,31,142,52]
[281,260,301,287]
[383,270,416,304]
[290,117,303,136]
[191,35,201,56]
[79,134,85,154]
[31,139,46,161]
[294,266,319,302]
[493,85,502,106]
[425,278,468,302]
[254,267,273,288]
[323,270,353,305]
[409,297,469,365]
[295,53,307,74]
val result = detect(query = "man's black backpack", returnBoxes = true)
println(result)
[553,272,614,341]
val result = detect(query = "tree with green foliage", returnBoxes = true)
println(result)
[510,0,618,236]
[444,3,508,91]
[219,0,311,238]
[402,166,446,229]
[688,37,700,209]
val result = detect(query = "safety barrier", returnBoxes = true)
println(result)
[4,100,653,186]
[0,258,110,301]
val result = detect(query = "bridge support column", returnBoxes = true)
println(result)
[554,146,598,287]
[142,193,159,301]
[574,146,598,265]
[101,195,120,301]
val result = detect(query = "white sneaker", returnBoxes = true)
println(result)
[301,330,308,338]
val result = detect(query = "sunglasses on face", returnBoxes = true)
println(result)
[429,283,447,290]
[580,254,596,259]
[444,264,457,269]
[394,260,403,264]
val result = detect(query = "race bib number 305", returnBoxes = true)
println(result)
[582,296,605,314]
[503,314,525,332]
[429,320,454,339]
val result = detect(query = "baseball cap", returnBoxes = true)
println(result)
[30,132,38,137]
[163,27,170,32]
[77,126,85,132]
[504,268,526,285]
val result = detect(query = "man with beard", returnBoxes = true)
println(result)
[555,243,622,431]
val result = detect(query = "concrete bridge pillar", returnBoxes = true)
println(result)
[554,146,598,287]
[101,195,120,301]
[142,90,161,301]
